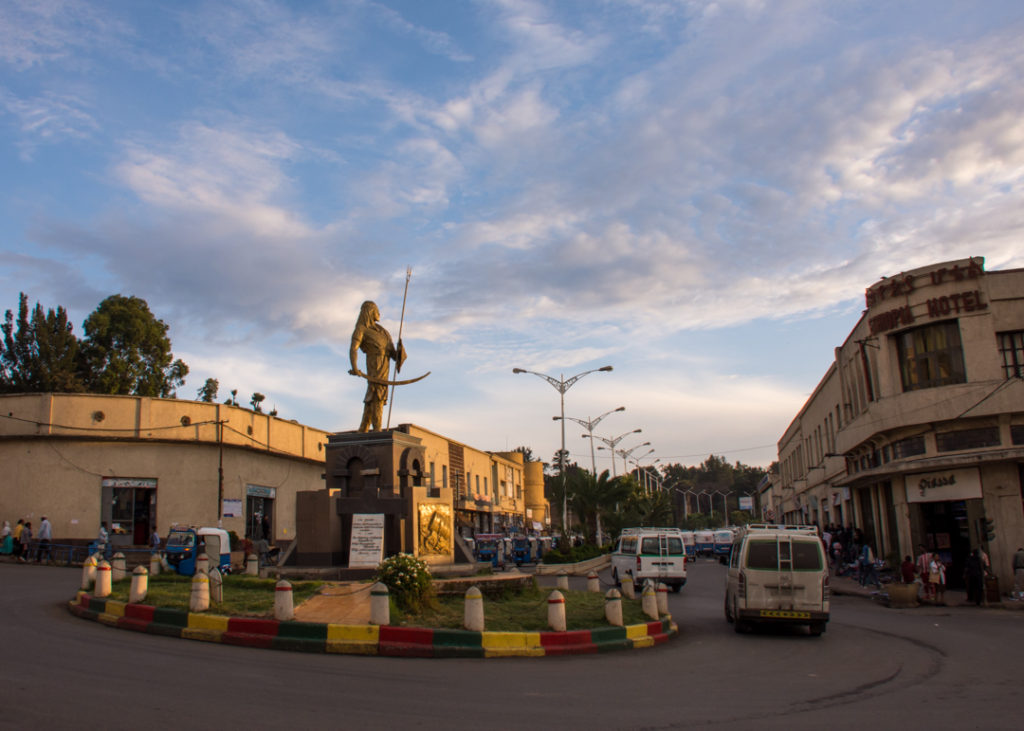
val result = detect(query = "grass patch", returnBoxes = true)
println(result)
[396,584,653,631]
[103,573,324,617]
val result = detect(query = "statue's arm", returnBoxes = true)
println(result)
[349,328,363,375]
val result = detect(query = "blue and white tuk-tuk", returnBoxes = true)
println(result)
[713,529,734,557]
[695,530,714,557]
[473,533,504,569]
[510,536,531,566]
[165,526,232,576]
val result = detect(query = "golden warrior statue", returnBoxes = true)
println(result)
[349,301,406,432]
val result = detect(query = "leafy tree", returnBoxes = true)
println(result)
[512,445,536,462]
[250,392,265,412]
[197,378,219,402]
[80,295,188,397]
[1,293,83,393]
[224,388,240,406]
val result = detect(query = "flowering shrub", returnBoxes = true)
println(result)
[375,553,434,611]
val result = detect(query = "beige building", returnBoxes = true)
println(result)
[0,392,330,551]
[776,257,1024,592]
[399,424,548,538]
[0,393,548,562]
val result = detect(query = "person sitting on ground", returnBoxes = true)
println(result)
[900,555,916,584]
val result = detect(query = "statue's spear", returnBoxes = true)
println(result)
[386,266,412,429]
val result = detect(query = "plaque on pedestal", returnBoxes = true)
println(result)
[349,513,385,568]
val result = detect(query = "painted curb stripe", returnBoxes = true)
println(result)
[68,594,677,658]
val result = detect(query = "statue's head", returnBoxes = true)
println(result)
[358,300,380,326]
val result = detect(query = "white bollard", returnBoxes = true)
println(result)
[587,572,600,593]
[556,570,570,591]
[370,582,390,626]
[190,571,210,612]
[95,560,112,598]
[620,576,636,600]
[161,555,172,573]
[464,586,485,631]
[656,582,669,616]
[196,552,210,576]
[149,552,161,577]
[81,554,98,590]
[209,568,223,605]
[246,553,259,576]
[641,582,659,620]
[605,588,623,626]
[111,552,127,582]
[274,580,294,621]
[548,589,567,632]
[129,566,148,604]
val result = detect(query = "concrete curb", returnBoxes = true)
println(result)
[533,554,612,576]
[68,591,677,658]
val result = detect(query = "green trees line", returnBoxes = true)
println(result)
[0,292,273,413]
[547,454,767,546]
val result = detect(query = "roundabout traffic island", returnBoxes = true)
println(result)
[68,558,678,658]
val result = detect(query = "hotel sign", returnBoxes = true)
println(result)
[865,259,987,335]
[904,467,982,503]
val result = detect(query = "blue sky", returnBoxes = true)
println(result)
[3,0,1023,471]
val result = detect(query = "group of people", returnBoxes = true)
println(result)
[0,516,52,563]
[899,544,949,603]
[821,524,882,588]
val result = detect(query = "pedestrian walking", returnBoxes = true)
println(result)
[1013,547,1024,600]
[859,541,881,589]
[1,521,12,556]
[18,521,32,563]
[151,527,162,552]
[36,515,52,563]
[964,549,986,606]
[96,522,109,558]
[916,544,934,602]
[928,554,946,605]
[12,519,24,560]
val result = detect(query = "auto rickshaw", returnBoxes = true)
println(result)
[473,533,504,569]
[165,525,232,576]
[510,536,531,566]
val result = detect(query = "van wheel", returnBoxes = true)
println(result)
[809,622,826,637]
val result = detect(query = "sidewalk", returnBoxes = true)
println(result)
[829,573,1024,610]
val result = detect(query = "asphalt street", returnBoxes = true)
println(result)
[1,559,1020,730]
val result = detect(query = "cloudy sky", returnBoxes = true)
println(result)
[3,0,1023,472]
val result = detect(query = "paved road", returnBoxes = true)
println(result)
[1,560,1021,730]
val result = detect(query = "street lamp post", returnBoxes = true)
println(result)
[554,406,625,475]
[589,428,642,477]
[512,365,613,536]
[614,442,651,482]
[714,490,730,527]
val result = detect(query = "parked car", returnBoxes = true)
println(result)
[724,523,830,636]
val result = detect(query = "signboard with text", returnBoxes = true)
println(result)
[904,468,982,503]
[348,513,385,568]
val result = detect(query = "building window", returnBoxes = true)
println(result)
[936,427,1000,452]
[896,321,966,391]
[891,436,926,459]
[998,331,1024,379]
[1012,425,1024,445]
[442,464,448,489]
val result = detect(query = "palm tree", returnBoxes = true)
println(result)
[568,468,633,544]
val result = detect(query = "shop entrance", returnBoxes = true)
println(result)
[245,484,276,541]
[918,500,971,589]
[101,477,157,547]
